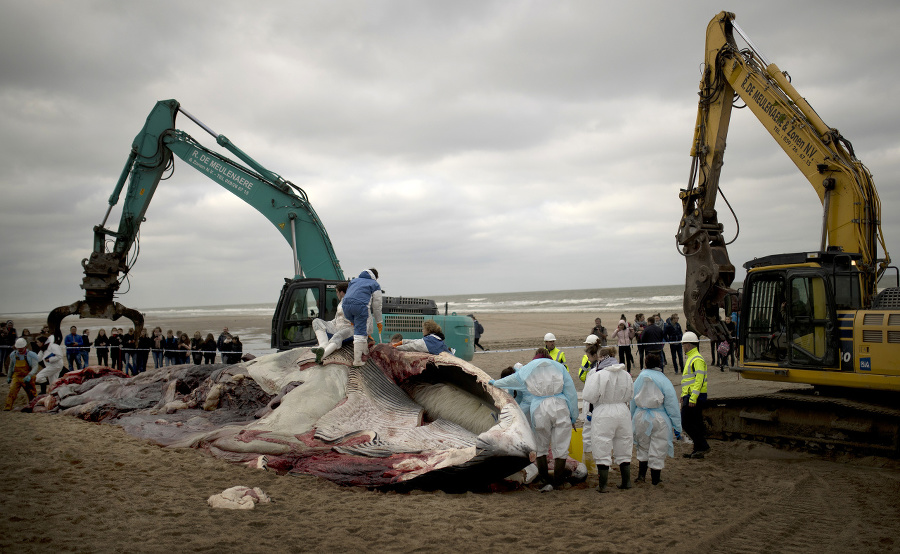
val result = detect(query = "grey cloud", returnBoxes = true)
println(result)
[0,0,897,315]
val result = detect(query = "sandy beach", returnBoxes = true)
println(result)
[2,311,899,553]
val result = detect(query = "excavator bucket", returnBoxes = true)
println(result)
[47,300,144,344]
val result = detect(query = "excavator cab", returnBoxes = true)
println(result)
[272,279,342,350]
[741,252,845,369]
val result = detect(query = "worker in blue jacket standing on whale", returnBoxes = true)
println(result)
[342,268,384,366]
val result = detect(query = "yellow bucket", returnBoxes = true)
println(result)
[569,428,584,462]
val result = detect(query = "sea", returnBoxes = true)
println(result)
[9,284,685,357]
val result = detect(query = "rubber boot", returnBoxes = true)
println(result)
[651,469,662,485]
[617,462,633,489]
[535,456,550,485]
[596,464,609,493]
[312,347,325,364]
[39,382,47,395]
[635,460,648,483]
[553,457,568,489]
[583,452,597,474]
[352,336,367,367]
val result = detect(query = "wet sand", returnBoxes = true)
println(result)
[2,311,899,552]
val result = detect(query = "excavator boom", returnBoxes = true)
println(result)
[677,11,891,341]
[48,99,344,339]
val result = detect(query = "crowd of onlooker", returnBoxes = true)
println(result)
[0,320,244,378]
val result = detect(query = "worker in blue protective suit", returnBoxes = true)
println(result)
[489,356,579,492]
[631,352,682,485]
[341,269,384,366]
[395,320,454,355]
[499,363,531,424]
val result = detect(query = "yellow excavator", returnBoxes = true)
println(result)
[677,12,900,454]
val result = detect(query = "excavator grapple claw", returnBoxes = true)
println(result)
[47,300,144,343]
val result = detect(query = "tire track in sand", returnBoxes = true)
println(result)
[699,469,851,553]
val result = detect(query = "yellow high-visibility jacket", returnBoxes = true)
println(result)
[680,347,707,403]
[579,354,590,382]
[548,347,567,370]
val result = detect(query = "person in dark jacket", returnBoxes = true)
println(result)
[469,314,487,352]
[64,326,83,373]
[178,334,191,365]
[163,330,179,366]
[122,328,136,375]
[639,316,666,371]
[135,328,153,374]
[664,314,684,374]
[190,331,204,365]
[151,327,165,368]
[202,333,217,364]
[109,329,123,371]
[80,329,92,368]
[94,329,110,367]
[228,336,243,364]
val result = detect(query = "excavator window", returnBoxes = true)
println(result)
[743,276,786,362]
[787,276,834,365]
[281,287,322,344]
[744,273,837,367]
[277,283,341,349]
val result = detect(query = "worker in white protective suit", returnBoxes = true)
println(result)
[489,355,579,492]
[582,345,634,493]
[341,269,383,366]
[311,282,352,364]
[631,351,682,485]
[580,344,618,474]
[35,335,65,394]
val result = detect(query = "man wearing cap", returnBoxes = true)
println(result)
[5,338,40,410]
[543,333,567,370]
[680,331,710,458]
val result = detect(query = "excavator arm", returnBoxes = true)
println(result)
[677,11,891,340]
[48,99,344,338]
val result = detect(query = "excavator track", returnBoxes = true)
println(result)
[704,389,900,458]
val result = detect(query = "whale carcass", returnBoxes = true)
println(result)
[27,344,536,488]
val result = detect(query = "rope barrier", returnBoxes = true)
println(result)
[474,337,729,355]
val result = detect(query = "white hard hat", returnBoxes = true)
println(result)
[682,331,699,343]
[584,334,599,345]
[15,338,27,349]
[543,333,556,342]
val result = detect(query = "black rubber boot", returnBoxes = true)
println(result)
[39,383,47,395]
[617,462,633,489]
[553,457,568,489]
[597,464,609,493]
[535,456,550,485]
[651,469,662,485]
[635,460,648,483]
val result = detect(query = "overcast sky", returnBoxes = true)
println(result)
[1,0,898,314]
